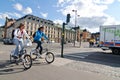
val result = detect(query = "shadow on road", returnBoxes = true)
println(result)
[0,60,26,75]
[32,60,50,66]
[57,52,120,67]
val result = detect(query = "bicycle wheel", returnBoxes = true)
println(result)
[30,50,37,60]
[45,52,55,64]
[23,54,32,69]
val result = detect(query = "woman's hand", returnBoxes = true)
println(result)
[17,36,22,39]
[41,37,44,41]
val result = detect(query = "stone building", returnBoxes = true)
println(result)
[0,26,4,41]
[5,14,75,43]
[82,29,91,42]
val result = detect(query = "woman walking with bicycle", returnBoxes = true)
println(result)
[13,23,30,59]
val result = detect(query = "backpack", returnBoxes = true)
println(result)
[11,29,19,39]
[12,30,15,39]
[33,32,36,38]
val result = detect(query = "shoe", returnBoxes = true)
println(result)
[18,54,22,58]
[12,55,18,59]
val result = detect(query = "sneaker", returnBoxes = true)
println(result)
[12,55,18,59]
[18,54,22,58]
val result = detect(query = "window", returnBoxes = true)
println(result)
[33,17,35,20]
[30,31,32,36]
[44,22,47,24]
[31,26,33,30]
[37,19,39,22]
[27,26,29,29]
[41,21,43,23]
[28,17,31,19]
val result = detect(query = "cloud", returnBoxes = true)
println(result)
[13,3,32,14]
[118,0,120,2]
[93,0,114,4]
[13,13,22,18]
[23,7,32,14]
[0,13,10,19]
[40,12,48,18]
[0,12,21,20]
[37,5,40,9]
[85,27,100,33]
[13,3,23,11]
[56,0,119,33]
[7,12,22,18]
[54,19,63,24]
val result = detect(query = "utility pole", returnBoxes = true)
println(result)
[72,10,80,47]
[61,14,71,58]
[61,22,66,57]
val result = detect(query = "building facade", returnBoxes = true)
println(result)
[82,29,91,42]
[0,26,4,41]
[5,14,75,43]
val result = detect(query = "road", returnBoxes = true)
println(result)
[0,42,120,80]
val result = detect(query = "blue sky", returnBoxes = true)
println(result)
[0,0,120,33]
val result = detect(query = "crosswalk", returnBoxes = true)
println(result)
[64,53,92,59]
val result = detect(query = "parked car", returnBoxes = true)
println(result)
[3,38,14,45]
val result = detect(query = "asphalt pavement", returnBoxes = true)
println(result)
[0,42,120,80]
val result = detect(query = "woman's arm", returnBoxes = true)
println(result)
[23,29,30,39]
[42,33,48,40]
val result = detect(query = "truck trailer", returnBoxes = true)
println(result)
[100,25,120,54]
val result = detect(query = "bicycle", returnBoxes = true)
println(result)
[30,41,55,64]
[10,39,32,70]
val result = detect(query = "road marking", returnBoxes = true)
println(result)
[65,53,90,59]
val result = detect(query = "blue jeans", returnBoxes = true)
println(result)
[34,40,42,54]
[13,39,24,56]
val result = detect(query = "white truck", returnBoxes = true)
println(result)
[100,25,120,54]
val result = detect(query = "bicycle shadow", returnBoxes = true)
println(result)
[32,59,50,66]
[0,60,26,75]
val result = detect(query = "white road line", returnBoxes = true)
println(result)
[65,53,90,59]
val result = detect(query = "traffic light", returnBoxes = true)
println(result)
[72,26,79,30]
[66,14,71,23]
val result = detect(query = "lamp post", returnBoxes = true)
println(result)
[72,10,80,47]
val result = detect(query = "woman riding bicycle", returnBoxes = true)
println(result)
[33,26,48,55]
[13,23,30,59]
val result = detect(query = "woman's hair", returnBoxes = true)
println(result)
[38,26,44,30]
[18,23,24,28]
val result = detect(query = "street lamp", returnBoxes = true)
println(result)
[72,10,80,47]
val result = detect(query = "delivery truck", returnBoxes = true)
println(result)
[100,25,120,54]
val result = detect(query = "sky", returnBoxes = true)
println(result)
[0,0,120,33]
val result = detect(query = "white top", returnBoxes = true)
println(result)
[14,28,30,41]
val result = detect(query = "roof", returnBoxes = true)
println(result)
[16,14,54,24]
